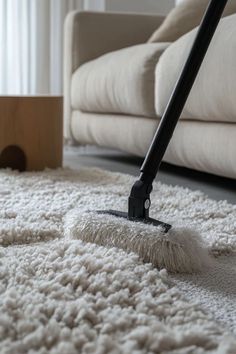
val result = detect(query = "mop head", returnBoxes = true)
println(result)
[64,209,212,274]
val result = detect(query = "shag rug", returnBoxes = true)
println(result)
[0,167,236,353]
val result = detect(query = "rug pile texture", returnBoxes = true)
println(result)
[0,167,236,353]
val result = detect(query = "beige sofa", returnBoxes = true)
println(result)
[64,11,236,179]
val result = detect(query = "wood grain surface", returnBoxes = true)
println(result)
[0,96,63,171]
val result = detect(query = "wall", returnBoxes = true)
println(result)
[84,0,105,10]
[82,0,175,15]
[105,0,175,15]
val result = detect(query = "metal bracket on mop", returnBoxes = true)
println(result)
[127,179,171,232]
[128,180,152,219]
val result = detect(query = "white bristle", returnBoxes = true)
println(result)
[64,209,212,274]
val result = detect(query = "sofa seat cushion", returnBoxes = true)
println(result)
[71,111,236,179]
[71,43,169,118]
[155,14,236,123]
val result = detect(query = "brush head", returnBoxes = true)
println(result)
[64,209,212,274]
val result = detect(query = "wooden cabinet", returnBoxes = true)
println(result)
[0,96,63,171]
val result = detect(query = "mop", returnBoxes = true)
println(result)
[66,0,228,273]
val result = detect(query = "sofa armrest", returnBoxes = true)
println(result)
[65,10,165,70]
[63,11,165,142]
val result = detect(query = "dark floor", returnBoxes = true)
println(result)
[64,145,236,204]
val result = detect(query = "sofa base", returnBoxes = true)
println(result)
[71,110,236,179]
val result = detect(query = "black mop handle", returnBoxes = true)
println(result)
[140,0,228,183]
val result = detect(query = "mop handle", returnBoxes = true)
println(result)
[140,0,228,183]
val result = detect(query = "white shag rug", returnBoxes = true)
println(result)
[0,167,236,353]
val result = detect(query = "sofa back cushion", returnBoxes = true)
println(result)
[155,14,236,123]
[71,43,169,118]
[148,0,236,43]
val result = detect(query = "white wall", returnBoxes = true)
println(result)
[82,0,175,14]
[84,0,105,11]
[105,0,175,15]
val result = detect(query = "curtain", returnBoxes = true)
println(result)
[0,0,104,95]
